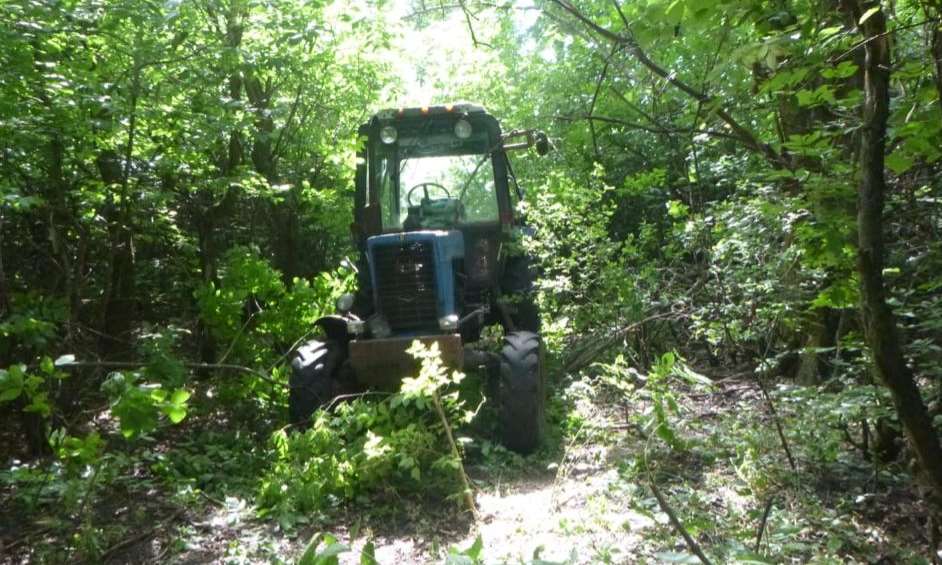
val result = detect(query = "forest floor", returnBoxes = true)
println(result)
[2,368,937,564]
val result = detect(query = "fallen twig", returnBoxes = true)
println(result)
[99,507,186,561]
[431,391,478,519]
[754,496,775,553]
[755,377,797,472]
[2,527,52,554]
[648,480,714,565]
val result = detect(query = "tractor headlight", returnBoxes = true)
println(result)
[454,119,472,139]
[438,314,459,332]
[380,125,398,144]
[335,293,355,314]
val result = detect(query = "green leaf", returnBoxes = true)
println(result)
[359,541,377,565]
[0,368,24,402]
[317,542,351,563]
[162,403,187,424]
[298,534,350,565]
[299,533,325,565]
[730,551,775,564]
[821,61,858,80]
[826,536,844,552]
[113,388,159,439]
[886,150,914,175]
[665,0,685,25]
[858,6,880,25]
[465,536,483,559]
[171,388,191,404]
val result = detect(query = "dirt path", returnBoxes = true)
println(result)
[161,435,651,564]
[61,377,936,564]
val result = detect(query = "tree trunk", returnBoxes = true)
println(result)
[195,1,246,367]
[845,0,942,507]
[96,148,136,358]
[797,308,840,385]
[932,20,942,117]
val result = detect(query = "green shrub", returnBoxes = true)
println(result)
[257,341,472,527]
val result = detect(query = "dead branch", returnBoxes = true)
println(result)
[754,496,775,552]
[755,375,798,472]
[563,310,687,374]
[100,507,186,560]
[431,390,478,518]
[648,479,714,565]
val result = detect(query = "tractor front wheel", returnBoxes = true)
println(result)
[289,340,341,426]
[498,331,545,453]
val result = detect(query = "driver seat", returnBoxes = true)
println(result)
[404,198,465,230]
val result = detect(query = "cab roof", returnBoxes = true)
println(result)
[371,103,487,122]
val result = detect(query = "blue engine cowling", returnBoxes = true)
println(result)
[366,230,464,335]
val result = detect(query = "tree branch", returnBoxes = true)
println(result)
[649,480,714,565]
[547,0,790,170]
[58,360,284,387]
[556,114,742,143]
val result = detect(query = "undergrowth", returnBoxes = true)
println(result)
[257,341,476,529]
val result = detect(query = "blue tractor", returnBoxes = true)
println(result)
[289,104,549,453]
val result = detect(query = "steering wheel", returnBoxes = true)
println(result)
[407,182,452,207]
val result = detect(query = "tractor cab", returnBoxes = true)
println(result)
[290,104,549,453]
[354,104,524,237]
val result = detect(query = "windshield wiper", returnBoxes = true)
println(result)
[458,152,492,202]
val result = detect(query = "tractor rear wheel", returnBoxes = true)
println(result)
[498,331,545,453]
[289,340,341,425]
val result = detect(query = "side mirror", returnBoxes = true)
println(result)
[534,132,549,156]
[501,129,551,155]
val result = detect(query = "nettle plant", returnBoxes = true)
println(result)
[257,341,473,527]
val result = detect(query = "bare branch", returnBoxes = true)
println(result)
[547,0,791,169]
[58,360,284,387]
[457,0,492,48]
[649,480,714,565]
[556,114,742,144]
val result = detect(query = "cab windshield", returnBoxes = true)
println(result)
[376,128,498,230]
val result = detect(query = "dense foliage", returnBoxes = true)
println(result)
[2,0,942,562]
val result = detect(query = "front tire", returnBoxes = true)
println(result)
[498,331,545,453]
[289,340,341,425]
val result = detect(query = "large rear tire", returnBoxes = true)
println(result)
[289,340,341,425]
[498,331,545,453]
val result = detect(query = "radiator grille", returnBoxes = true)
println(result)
[373,241,439,331]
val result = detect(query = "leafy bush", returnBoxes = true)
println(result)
[196,246,354,367]
[595,351,713,449]
[257,342,473,527]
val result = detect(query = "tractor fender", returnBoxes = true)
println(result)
[314,315,350,342]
